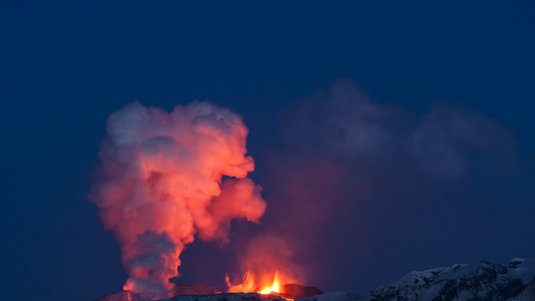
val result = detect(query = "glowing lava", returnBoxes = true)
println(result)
[258,272,281,295]
[226,270,294,300]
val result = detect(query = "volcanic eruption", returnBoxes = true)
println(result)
[225,234,302,299]
[90,101,268,299]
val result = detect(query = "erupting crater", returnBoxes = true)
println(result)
[226,271,322,301]
[95,279,324,301]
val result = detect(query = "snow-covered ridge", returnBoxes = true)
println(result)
[368,258,535,301]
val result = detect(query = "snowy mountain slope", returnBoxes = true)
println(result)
[368,258,535,301]
[507,277,535,301]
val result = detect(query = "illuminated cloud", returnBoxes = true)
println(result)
[90,101,266,299]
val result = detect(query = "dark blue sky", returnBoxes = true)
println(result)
[1,1,534,300]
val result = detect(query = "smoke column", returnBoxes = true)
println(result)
[90,101,266,299]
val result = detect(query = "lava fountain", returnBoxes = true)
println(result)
[226,271,302,300]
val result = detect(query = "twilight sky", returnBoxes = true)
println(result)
[1,1,534,300]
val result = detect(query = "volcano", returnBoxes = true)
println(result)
[95,259,535,301]
[95,283,324,301]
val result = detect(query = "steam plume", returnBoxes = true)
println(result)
[90,101,266,299]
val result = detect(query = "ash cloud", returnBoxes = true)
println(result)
[246,79,527,291]
[280,79,515,178]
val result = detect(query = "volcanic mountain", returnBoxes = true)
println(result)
[96,258,535,301]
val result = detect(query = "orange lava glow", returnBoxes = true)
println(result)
[226,271,293,300]
[258,272,281,295]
